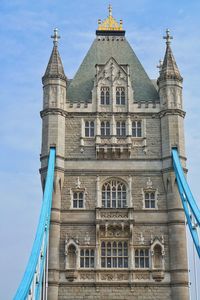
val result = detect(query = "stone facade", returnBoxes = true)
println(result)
[40,14,189,300]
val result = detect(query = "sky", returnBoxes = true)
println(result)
[0,0,200,299]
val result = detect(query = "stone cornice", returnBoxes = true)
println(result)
[40,108,67,117]
[159,108,186,118]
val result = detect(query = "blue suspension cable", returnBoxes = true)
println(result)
[172,148,200,258]
[13,147,56,300]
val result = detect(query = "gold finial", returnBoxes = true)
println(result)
[163,29,173,45]
[97,5,123,31]
[51,28,60,46]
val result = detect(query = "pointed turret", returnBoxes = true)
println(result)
[158,29,182,82]
[42,28,67,83]
[41,28,67,159]
[158,29,185,157]
[42,29,67,110]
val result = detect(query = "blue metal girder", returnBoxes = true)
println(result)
[172,148,200,258]
[13,147,56,300]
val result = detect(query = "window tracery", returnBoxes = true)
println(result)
[102,180,127,208]
[116,87,125,105]
[100,87,110,105]
[101,241,128,268]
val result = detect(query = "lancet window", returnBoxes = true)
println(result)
[73,191,84,208]
[116,87,125,105]
[85,121,95,137]
[101,121,111,136]
[116,121,126,136]
[80,249,95,268]
[144,191,156,209]
[101,241,128,268]
[100,87,110,105]
[102,180,127,208]
[135,248,150,268]
[132,120,142,137]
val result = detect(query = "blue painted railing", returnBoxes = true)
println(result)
[13,148,56,300]
[172,148,200,258]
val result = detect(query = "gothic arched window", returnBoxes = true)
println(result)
[101,121,110,136]
[100,87,110,105]
[101,241,128,268]
[116,121,126,136]
[135,248,150,268]
[85,121,94,137]
[132,120,142,137]
[116,87,125,105]
[102,180,127,208]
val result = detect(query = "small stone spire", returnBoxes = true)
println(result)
[42,28,67,83]
[158,29,182,82]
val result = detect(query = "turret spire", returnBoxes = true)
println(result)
[42,28,67,83]
[158,29,182,82]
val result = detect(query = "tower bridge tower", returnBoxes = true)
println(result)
[41,7,189,300]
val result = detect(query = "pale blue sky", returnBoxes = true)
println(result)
[0,1,199,299]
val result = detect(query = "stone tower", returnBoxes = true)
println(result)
[40,7,189,300]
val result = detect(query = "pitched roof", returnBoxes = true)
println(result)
[67,37,159,102]
[159,44,182,82]
[42,45,67,82]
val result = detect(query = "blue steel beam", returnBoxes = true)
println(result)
[172,148,200,258]
[13,147,56,300]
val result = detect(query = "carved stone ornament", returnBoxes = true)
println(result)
[146,177,153,189]
[100,272,129,281]
[76,177,81,188]
[135,272,150,280]
[80,272,95,281]
[84,232,90,245]
[100,211,128,220]
[139,232,145,245]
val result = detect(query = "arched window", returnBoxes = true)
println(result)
[85,121,94,137]
[144,191,156,208]
[135,248,150,268]
[116,121,126,136]
[80,249,95,268]
[100,87,110,105]
[73,191,84,208]
[116,87,125,105]
[101,121,110,136]
[132,120,142,137]
[102,180,127,208]
[101,241,128,268]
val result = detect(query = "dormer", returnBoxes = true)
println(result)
[92,57,134,112]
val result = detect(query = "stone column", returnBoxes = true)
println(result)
[165,172,189,300]
[47,173,63,300]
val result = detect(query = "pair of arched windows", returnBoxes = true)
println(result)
[100,87,125,105]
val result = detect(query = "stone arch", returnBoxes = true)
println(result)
[65,239,79,270]
[153,244,163,269]
[68,244,77,269]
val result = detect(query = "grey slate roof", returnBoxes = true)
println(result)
[159,44,182,82]
[42,45,67,82]
[67,37,159,102]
